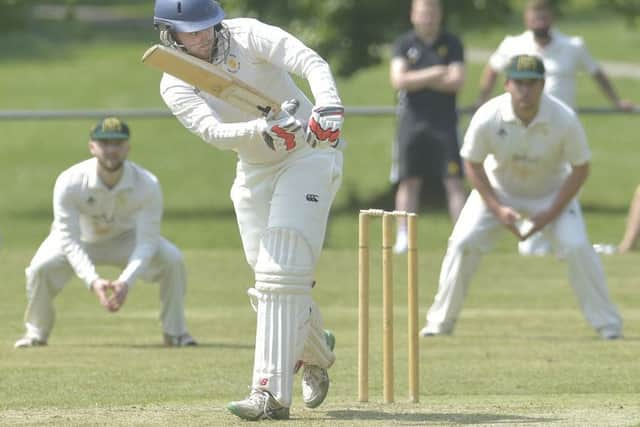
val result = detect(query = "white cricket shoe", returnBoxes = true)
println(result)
[419,323,453,337]
[163,332,197,347]
[393,232,408,254]
[593,243,618,255]
[227,389,289,421]
[518,232,552,256]
[599,326,622,340]
[302,330,335,408]
[14,335,47,349]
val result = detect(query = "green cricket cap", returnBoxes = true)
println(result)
[90,117,130,141]
[506,55,545,80]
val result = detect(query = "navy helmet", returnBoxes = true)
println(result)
[154,0,225,33]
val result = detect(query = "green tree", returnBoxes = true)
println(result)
[601,0,640,27]
[0,0,32,31]
[223,0,514,76]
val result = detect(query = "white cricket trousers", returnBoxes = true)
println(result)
[425,190,622,337]
[231,148,343,405]
[22,231,188,341]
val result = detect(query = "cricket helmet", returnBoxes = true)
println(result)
[154,0,225,33]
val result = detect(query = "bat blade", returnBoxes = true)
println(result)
[142,44,278,116]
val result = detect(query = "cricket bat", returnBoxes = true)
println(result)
[142,44,279,116]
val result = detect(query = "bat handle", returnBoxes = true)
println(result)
[258,105,273,116]
[282,99,299,115]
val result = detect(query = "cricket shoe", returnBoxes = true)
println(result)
[419,323,453,337]
[301,330,335,408]
[14,335,47,349]
[163,332,197,347]
[393,233,408,254]
[599,326,622,340]
[227,389,290,421]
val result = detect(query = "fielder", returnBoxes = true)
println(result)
[421,55,623,340]
[14,117,196,349]
[618,185,640,253]
[476,0,635,257]
[153,0,342,420]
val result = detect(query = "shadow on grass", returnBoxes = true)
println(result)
[435,333,638,342]
[326,409,558,424]
[67,342,253,350]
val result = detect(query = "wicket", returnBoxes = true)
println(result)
[358,209,419,403]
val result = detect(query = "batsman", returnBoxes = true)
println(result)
[153,0,344,420]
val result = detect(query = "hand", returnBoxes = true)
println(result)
[260,99,304,152]
[616,99,635,112]
[306,104,344,148]
[107,280,129,312]
[520,210,555,240]
[493,206,525,239]
[91,278,113,310]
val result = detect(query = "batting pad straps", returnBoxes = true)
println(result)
[254,227,315,287]
[248,285,313,406]
[301,301,336,369]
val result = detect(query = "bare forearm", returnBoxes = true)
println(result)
[430,64,465,93]
[391,65,448,92]
[476,66,498,106]
[594,71,622,106]
[465,159,522,238]
[619,185,640,252]
[465,160,501,214]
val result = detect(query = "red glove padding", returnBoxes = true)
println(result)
[306,104,344,148]
[260,100,303,152]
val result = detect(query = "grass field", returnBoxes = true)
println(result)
[1,8,640,426]
[2,248,640,425]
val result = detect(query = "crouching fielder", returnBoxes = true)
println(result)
[421,55,622,340]
[14,117,196,349]
[153,0,343,420]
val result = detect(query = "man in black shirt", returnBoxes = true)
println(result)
[390,0,466,253]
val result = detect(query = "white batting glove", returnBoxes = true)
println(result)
[306,104,344,148]
[260,99,304,152]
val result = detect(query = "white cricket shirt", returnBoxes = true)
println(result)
[160,18,342,164]
[51,158,162,287]
[488,29,599,108]
[461,92,591,199]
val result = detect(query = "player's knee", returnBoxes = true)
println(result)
[254,227,315,289]
[161,242,184,264]
[25,258,56,283]
[556,235,589,255]
[156,240,185,269]
[448,234,484,253]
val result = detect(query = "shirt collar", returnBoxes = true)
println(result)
[524,28,559,47]
[412,29,444,47]
[87,158,134,191]
[499,93,553,126]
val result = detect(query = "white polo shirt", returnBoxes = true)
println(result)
[488,29,599,108]
[51,158,163,287]
[461,92,591,199]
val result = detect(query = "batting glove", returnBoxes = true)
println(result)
[306,104,344,148]
[260,99,304,152]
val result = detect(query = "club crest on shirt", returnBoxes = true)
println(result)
[224,54,240,73]
[437,45,448,58]
[447,161,460,176]
[406,47,421,64]
[497,128,508,137]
